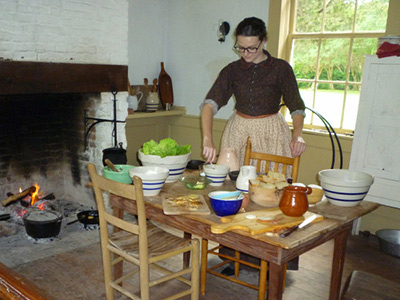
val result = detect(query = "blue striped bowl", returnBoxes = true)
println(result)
[129,166,169,196]
[203,164,230,187]
[138,150,191,183]
[318,169,374,207]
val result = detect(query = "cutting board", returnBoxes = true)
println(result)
[162,194,211,215]
[211,208,323,235]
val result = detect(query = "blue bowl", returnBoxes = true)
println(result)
[209,191,244,217]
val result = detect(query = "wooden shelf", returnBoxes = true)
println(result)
[126,106,186,119]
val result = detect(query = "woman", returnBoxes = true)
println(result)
[200,17,306,165]
[200,16,305,275]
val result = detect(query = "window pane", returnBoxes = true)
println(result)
[355,0,389,32]
[313,85,344,128]
[350,38,378,83]
[295,0,323,33]
[324,0,356,32]
[292,39,319,81]
[319,39,350,81]
[342,85,360,130]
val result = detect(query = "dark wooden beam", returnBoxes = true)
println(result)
[0,61,128,95]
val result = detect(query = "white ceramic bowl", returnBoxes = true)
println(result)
[203,164,230,186]
[129,166,169,196]
[318,169,374,207]
[138,150,191,183]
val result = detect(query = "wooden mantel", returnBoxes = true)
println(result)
[0,61,128,95]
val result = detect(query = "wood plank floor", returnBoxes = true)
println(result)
[10,232,400,300]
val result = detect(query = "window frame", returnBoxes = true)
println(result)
[267,0,399,134]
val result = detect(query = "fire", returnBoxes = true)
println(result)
[30,183,41,206]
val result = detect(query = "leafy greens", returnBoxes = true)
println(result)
[142,138,191,158]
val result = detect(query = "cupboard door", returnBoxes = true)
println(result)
[350,56,400,208]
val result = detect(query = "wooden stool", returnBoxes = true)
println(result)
[341,270,400,300]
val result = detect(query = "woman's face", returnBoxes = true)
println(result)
[236,35,266,64]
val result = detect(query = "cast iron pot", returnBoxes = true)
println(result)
[102,147,127,166]
[23,210,63,239]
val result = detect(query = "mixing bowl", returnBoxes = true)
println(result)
[203,164,230,186]
[129,166,169,196]
[138,150,191,183]
[179,175,211,190]
[208,191,243,217]
[318,169,374,207]
[103,165,134,184]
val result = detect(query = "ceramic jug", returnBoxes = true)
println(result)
[217,147,240,172]
[127,92,143,113]
[146,92,159,112]
[236,165,257,193]
[279,185,312,217]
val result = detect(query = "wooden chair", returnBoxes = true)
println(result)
[200,136,300,299]
[88,163,200,300]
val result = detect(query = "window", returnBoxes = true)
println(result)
[270,0,392,134]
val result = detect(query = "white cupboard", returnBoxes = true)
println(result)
[350,55,400,209]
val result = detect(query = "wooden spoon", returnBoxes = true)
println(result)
[152,78,157,92]
[105,159,119,172]
[144,78,149,91]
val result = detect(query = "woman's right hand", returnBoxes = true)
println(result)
[203,137,217,163]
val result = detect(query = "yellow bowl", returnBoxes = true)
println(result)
[307,184,324,204]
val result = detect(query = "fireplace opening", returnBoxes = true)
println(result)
[0,93,91,182]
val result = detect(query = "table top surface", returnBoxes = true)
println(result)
[110,171,379,253]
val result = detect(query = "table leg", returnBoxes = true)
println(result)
[200,239,209,295]
[267,262,285,300]
[329,228,349,300]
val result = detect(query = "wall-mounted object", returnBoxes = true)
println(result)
[218,20,230,43]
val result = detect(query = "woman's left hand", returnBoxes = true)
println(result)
[290,135,306,157]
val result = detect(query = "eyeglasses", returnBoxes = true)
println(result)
[233,41,262,54]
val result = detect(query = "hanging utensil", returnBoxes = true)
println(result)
[105,159,119,172]
[152,78,158,92]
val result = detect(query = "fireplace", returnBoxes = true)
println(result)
[0,61,129,209]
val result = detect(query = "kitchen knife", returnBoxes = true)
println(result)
[280,214,317,238]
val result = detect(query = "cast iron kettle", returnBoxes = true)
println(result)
[102,142,127,166]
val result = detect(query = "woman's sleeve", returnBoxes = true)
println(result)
[279,62,306,115]
[203,65,233,110]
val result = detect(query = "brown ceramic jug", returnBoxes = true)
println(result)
[279,185,312,217]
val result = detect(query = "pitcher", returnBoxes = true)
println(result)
[236,165,257,193]
[127,92,143,113]
[279,185,312,217]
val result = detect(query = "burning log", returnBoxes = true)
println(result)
[1,186,36,207]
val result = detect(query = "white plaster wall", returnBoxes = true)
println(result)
[0,0,128,64]
[128,0,269,119]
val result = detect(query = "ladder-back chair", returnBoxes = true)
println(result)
[200,136,300,299]
[88,163,200,300]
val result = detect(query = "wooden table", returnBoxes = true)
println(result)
[110,174,379,300]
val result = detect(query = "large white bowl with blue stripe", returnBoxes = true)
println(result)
[318,169,374,207]
[129,166,169,196]
[138,150,191,183]
[203,164,230,187]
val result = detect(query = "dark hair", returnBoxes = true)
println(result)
[235,17,267,41]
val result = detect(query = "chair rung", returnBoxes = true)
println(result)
[207,249,261,270]
[207,269,260,290]
[110,281,140,300]
[161,289,192,300]
[149,264,193,287]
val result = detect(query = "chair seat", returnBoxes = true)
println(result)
[342,270,400,300]
[110,223,191,257]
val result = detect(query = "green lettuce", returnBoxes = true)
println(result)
[142,138,191,158]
